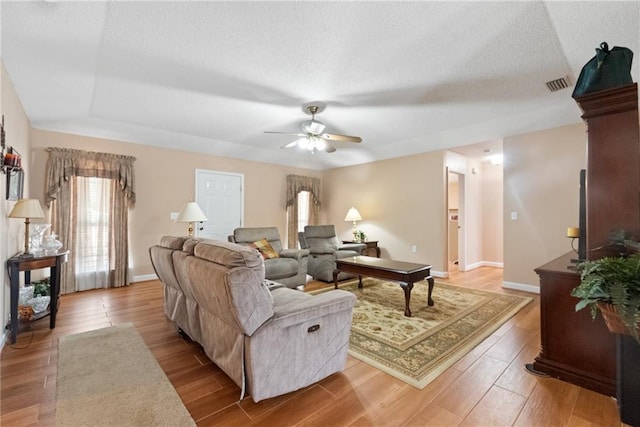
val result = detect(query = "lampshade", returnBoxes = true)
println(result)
[9,199,45,256]
[9,198,45,219]
[566,227,580,238]
[176,202,207,237]
[176,202,207,223]
[344,207,362,222]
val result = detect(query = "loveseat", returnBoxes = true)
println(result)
[228,227,309,288]
[149,236,356,402]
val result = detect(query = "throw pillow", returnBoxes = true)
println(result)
[249,238,280,259]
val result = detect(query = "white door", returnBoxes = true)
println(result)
[195,170,243,240]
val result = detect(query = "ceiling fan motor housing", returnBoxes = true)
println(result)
[301,119,326,134]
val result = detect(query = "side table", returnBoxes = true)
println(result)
[7,250,69,344]
[343,240,380,258]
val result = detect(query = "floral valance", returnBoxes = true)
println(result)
[45,147,136,207]
[285,174,320,208]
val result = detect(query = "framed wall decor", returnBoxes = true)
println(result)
[7,169,24,201]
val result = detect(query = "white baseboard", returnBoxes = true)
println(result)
[431,270,448,278]
[0,331,6,354]
[502,281,540,294]
[464,261,504,271]
[133,274,158,283]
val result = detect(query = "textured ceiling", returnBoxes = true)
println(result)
[1,1,639,170]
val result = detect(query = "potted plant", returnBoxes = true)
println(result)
[571,230,640,343]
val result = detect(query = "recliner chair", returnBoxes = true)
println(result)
[229,227,309,288]
[299,225,366,282]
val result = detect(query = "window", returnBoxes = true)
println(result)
[297,191,310,235]
[75,176,113,291]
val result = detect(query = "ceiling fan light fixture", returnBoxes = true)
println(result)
[301,119,326,134]
[267,104,361,153]
[312,137,327,152]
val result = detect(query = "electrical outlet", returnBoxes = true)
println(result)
[510,211,518,220]
[411,245,417,253]
[170,212,179,221]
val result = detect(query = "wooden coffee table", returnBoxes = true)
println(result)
[333,256,434,317]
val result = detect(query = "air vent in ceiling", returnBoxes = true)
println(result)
[546,77,570,92]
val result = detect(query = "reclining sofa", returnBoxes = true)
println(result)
[149,236,356,402]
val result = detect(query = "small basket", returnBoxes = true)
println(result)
[596,301,635,335]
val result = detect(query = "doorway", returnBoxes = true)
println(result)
[195,169,243,240]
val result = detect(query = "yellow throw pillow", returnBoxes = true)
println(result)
[249,238,280,259]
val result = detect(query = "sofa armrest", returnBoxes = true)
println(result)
[269,290,356,330]
[308,247,338,255]
[279,248,310,260]
[339,243,366,253]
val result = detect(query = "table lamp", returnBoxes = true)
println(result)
[344,207,362,241]
[176,201,207,237]
[9,198,45,256]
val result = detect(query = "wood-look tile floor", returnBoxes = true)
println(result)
[1,266,626,426]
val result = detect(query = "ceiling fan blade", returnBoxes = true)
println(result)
[265,131,305,137]
[322,133,362,143]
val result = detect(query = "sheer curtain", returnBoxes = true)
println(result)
[45,147,136,294]
[75,177,111,291]
[286,174,320,249]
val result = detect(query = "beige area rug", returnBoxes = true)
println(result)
[316,278,532,389]
[56,323,195,427]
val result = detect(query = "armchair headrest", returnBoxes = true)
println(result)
[232,227,284,253]
[233,227,281,244]
[303,225,337,238]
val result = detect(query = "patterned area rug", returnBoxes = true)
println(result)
[316,278,532,389]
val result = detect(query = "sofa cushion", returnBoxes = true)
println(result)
[159,235,187,250]
[194,240,265,281]
[183,237,207,254]
[250,238,280,259]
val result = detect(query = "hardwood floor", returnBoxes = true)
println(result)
[1,267,626,426]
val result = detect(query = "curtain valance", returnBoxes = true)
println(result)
[45,147,136,207]
[285,174,320,208]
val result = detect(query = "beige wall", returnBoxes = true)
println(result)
[482,160,504,264]
[503,123,586,288]
[29,130,322,278]
[322,151,448,274]
[463,157,484,268]
[1,61,33,335]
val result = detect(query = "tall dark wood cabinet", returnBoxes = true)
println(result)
[574,83,640,256]
[533,253,616,396]
[533,84,639,421]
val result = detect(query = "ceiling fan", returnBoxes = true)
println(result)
[265,105,362,153]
